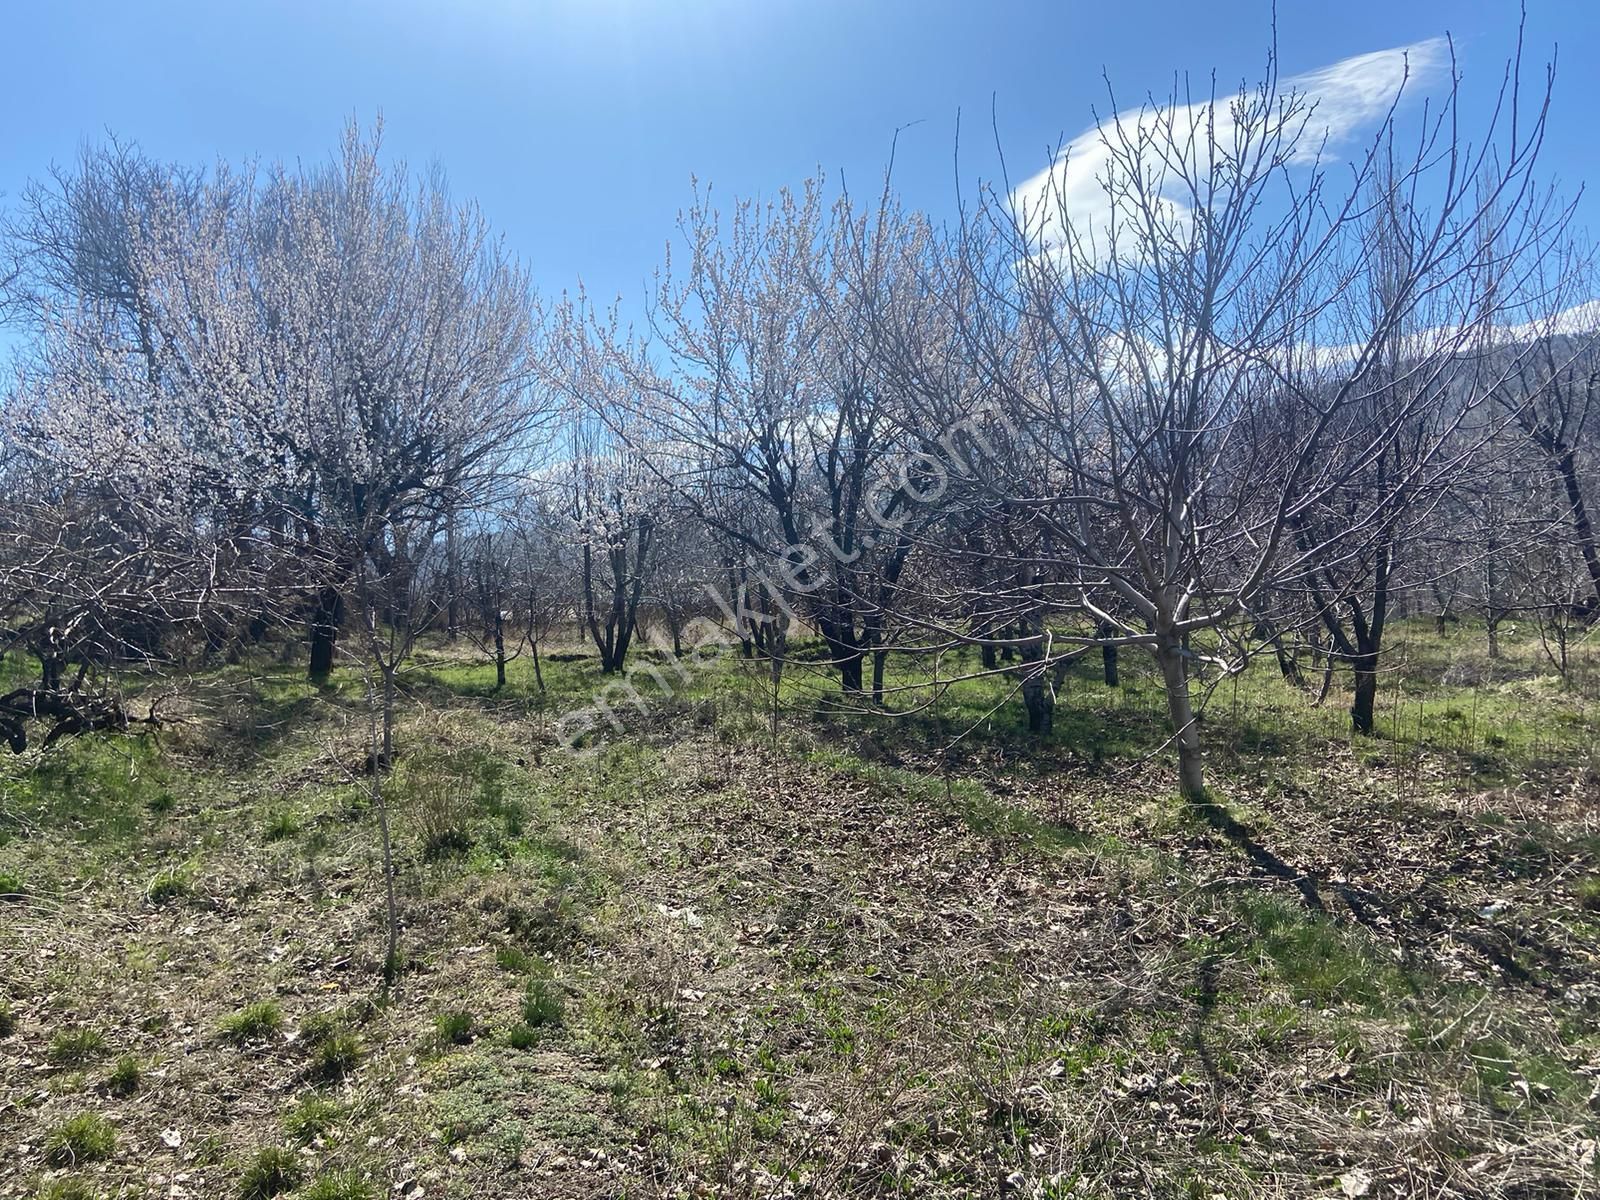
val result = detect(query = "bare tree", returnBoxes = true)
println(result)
[878,34,1556,793]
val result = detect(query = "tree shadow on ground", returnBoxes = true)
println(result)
[1186,795,1573,997]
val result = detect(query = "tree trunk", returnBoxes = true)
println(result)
[531,639,545,693]
[308,586,343,685]
[1350,652,1379,735]
[871,649,888,707]
[1271,638,1303,686]
[1019,635,1053,734]
[1156,637,1204,801]
[1093,619,1119,687]
[445,509,459,641]
[382,664,397,764]
[768,625,786,741]
[822,617,864,695]
[494,611,507,690]
[247,610,270,645]
[838,650,864,694]
[1555,447,1600,612]
[1021,672,1051,733]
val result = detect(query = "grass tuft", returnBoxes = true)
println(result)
[145,869,190,904]
[219,1000,284,1043]
[282,1095,344,1143]
[104,1054,141,1096]
[307,1032,362,1081]
[47,1027,107,1065]
[494,944,535,974]
[237,1145,302,1200]
[520,977,563,1028]
[1575,876,1600,912]
[297,1010,342,1046]
[262,810,302,842]
[435,1009,475,1045]
[43,1112,117,1165]
[33,1181,101,1200]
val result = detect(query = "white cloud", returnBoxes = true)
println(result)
[1012,37,1449,260]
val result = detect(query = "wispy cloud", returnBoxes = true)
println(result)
[1012,38,1449,258]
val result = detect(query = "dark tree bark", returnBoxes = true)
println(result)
[308,586,344,685]
[493,609,507,690]
[1350,650,1380,735]
[1095,619,1119,687]
[1,684,137,753]
[819,616,864,695]
[1018,624,1053,734]
[583,520,653,674]
[1553,445,1600,612]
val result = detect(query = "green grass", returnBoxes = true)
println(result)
[1232,894,1404,1010]
[47,1027,107,1065]
[742,620,1600,794]
[411,648,603,707]
[297,1010,343,1046]
[282,1095,344,1143]
[298,1172,376,1200]
[520,978,563,1028]
[145,868,191,904]
[494,944,537,974]
[4,629,1597,1198]
[219,1000,284,1043]
[236,1145,301,1200]
[307,1032,362,1081]
[104,1054,141,1096]
[43,1112,117,1165]
[32,1180,101,1200]
[262,810,302,842]
[435,1009,475,1045]
[1,736,171,845]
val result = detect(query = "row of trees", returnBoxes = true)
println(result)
[3,36,1596,802]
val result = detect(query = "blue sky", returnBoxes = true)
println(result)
[2,0,1596,315]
